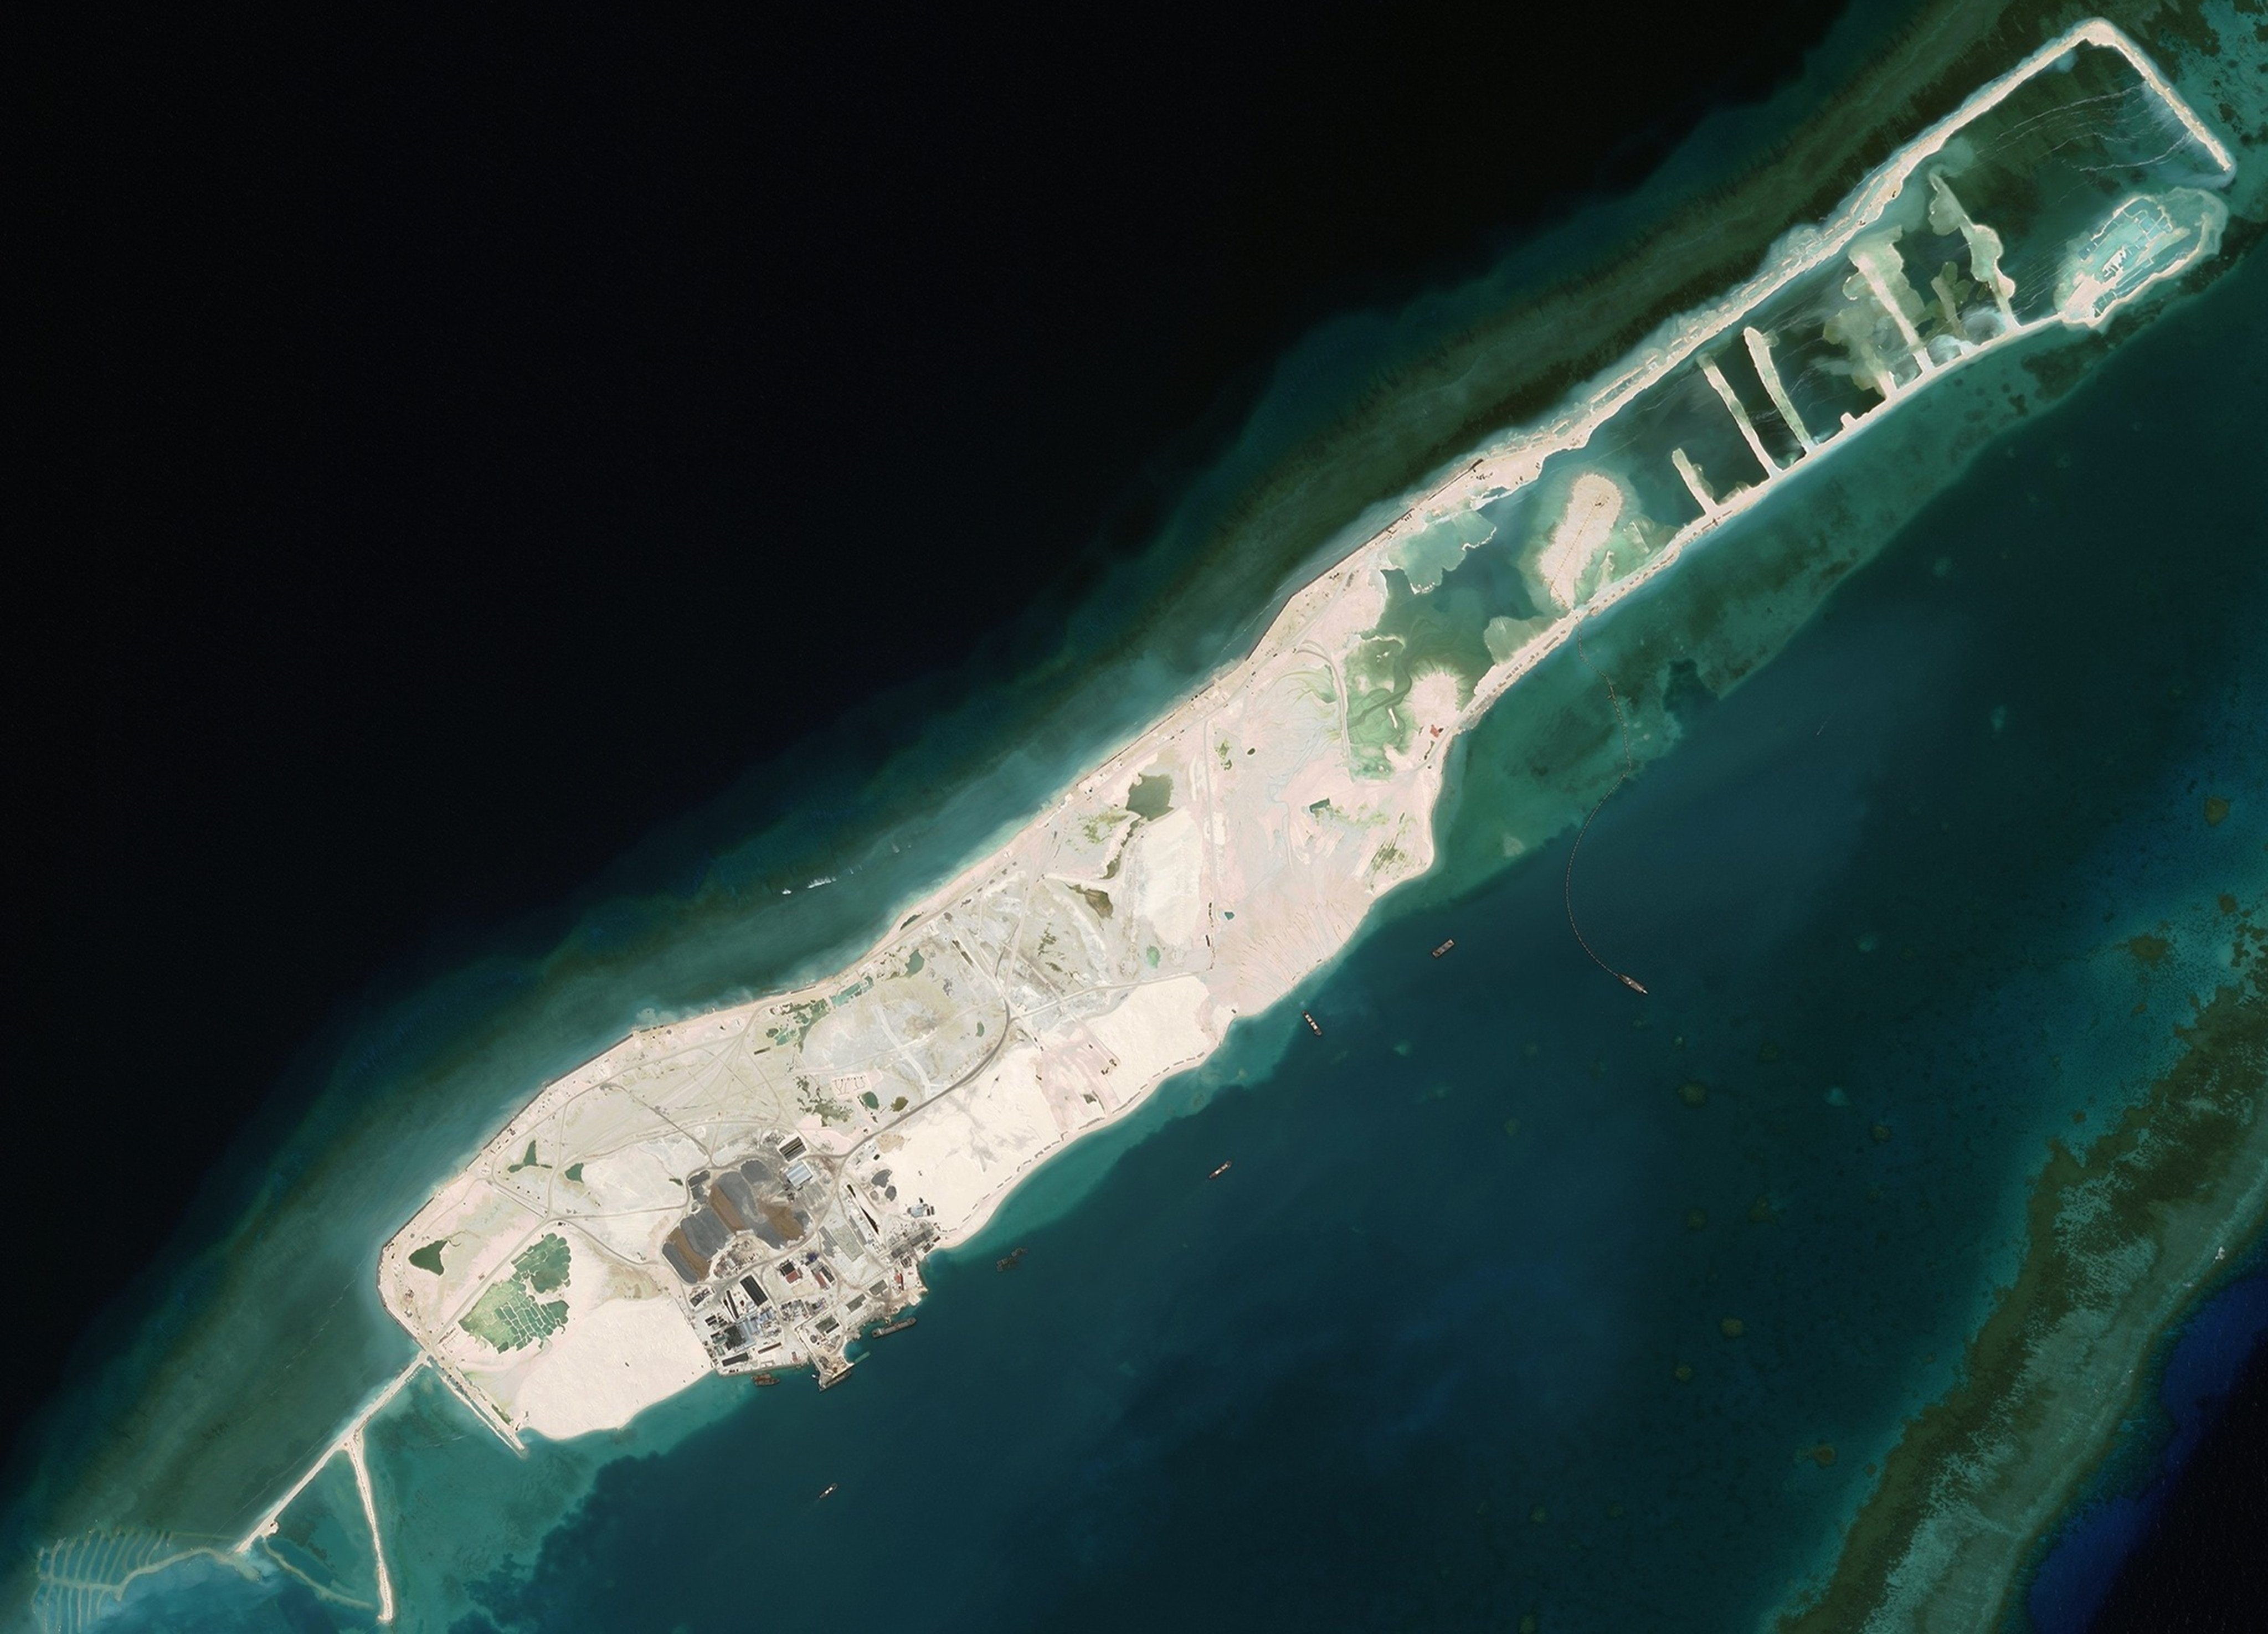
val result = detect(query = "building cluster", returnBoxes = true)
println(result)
[671,1132,938,1383]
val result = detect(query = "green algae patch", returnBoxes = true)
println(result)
[2126,932,2171,967]
[1678,1081,1709,1107]
[1778,931,2268,1634]
[1720,1318,1746,1339]
[2204,795,2230,826]
[1125,773,1174,821]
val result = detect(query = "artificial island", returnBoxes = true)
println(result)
[379,17,2232,1448]
[209,20,2236,1625]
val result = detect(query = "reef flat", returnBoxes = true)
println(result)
[1781,904,2268,1633]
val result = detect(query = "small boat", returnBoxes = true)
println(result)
[817,1483,838,1501]
[996,1246,1028,1271]
[1208,1161,1232,1179]
[1619,974,1649,995]
[868,1317,917,1337]
[1432,939,1455,958]
[749,1372,779,1387]
[1302,1011,1323,1037]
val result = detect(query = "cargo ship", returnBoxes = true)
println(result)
[868,1317,917,1337]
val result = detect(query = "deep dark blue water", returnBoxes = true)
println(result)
[2027,1258,2268,1634]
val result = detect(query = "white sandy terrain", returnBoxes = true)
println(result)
[512,1294,714,1441]
[1536,472,1624,610]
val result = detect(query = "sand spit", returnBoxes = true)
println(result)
[227,1359,424,1624]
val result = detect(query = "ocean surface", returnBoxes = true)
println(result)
[13,9,2266,1631]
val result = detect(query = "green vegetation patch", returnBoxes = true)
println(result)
[515,1232,570,1294]
[461,1280,567,1353]
[767,997,831,1045]
[460,1233,572,1352]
